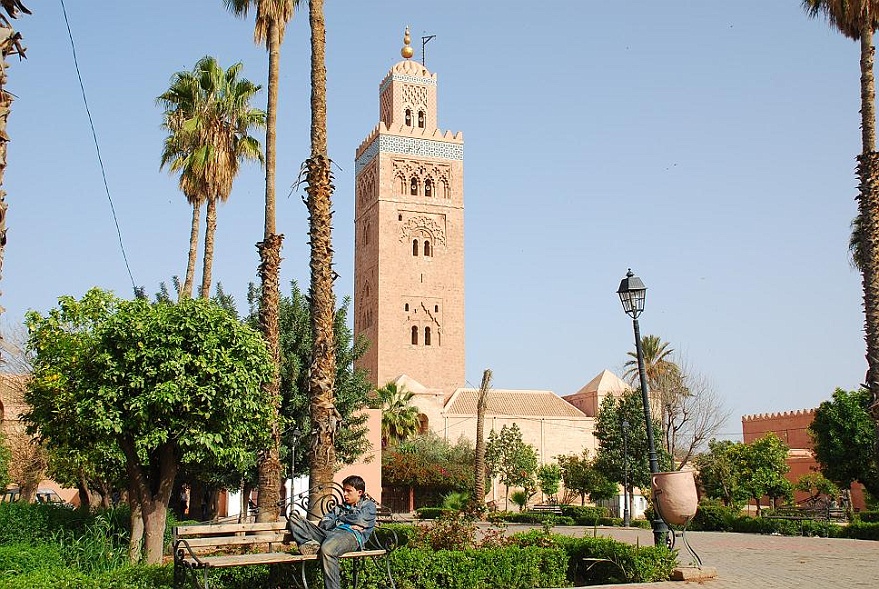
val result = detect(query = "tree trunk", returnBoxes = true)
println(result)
[0,22,21,343]
[76,472,91,510]
[255,19,285,525]
[128,483,143,564]
[200,197,218,299]
[181,202,201,301]
[474,369,492,512]
[122,439,177,565]
[306,0,338,513]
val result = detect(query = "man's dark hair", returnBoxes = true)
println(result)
[342,475,366,493]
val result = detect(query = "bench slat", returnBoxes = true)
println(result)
[179,549,387,569]
[176,522,287,536]
[179,533,289,549]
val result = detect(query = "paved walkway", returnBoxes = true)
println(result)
[498,524,879,587]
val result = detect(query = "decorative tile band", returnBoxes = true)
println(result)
[380,73,437,95]
[356,135,463,175]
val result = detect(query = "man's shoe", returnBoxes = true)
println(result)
[298,541,320,556]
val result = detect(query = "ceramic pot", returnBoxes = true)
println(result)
[651,470,698,526]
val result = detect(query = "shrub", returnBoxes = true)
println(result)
[488,511,576,525]
[688,501,742,532]
[559,505,609,524]
[510,490,529,511]
[414,513,478,551]
[441,491,470,511]
[1,565,173,589]
[857,510,879,523]
[415,507,454,519]
[842,521,879,541]
[514,530,677,583]
[0,543,64,579]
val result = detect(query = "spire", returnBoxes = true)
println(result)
[401,26,414,59]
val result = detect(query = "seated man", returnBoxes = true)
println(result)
[287,475,377,589]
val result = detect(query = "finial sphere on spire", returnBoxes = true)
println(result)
[401,26,414,59]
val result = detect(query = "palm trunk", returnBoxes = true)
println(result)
[256,21,285,524]
[181,201,201,301]
[200,197,217,299]
[857,24,879,448]
[0,25,18,342]
[474,369,492,512]
[306,0,338,513]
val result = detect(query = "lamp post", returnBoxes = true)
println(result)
[617,269,669,547]
[621,419,630,527]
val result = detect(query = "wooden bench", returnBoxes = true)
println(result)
[173,484,397,589]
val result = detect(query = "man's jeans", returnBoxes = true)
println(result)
[287,515,360,589]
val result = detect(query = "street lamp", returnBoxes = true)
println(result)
[617,269,669,547]
[621,419,630,527]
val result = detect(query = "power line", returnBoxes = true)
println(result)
[59,0,136,290]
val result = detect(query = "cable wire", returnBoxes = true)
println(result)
[59,0,136,290]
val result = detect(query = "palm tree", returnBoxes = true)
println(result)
[803,1,879,425]
[304,0,339,511]
[376,382,420,446]
[224,0,301,523]
[623,334,676,390]
[0,0,30,335]
[158,56,265,300]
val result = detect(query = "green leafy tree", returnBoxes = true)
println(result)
[536,463,562,502]
[557,450,617,506]
[158,56,265,300]
[809,387,879,499]
[795,472,840,504]
[382,433,475,506]
[245,281,372,474]
[24,289,275,564]
[740,433,792,514]
[594,389,672,492]
[485,423,538,510]
[694,439,748,507]
[45,440,126,510]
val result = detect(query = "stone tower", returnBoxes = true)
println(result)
[353,30,465,396]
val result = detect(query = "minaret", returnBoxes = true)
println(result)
[353,28,465,396]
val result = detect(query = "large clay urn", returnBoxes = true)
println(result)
[651,470,699,526]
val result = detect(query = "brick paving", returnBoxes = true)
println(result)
[496,524,879,587]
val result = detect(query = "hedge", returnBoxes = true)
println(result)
[856,510,879,523]
[841,521,879,541]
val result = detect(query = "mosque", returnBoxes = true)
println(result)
[351,30,630,508]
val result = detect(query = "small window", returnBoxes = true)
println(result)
[412,239,419,256]
[411,326,419,345]
[423,240,431,257]
[398,213,403,221]
[364,222,370,245]
[424,179,433,197]
[399,177,406,194]
[410,177,418,196]
[418,111,425,128]
[434,305,439,312]
[405,109,412,126]
[404,303,409,311]
[424,327,431,346]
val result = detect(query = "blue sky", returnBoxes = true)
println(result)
[2,2,868,440]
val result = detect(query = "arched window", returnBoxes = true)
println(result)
[417,111,425,128]
[412,239,419,256]
[364,222,370,245]
[404,109,412,126]
[423,240,431,257]
[410,177,418,196]
[417,414,429,434]
[424,179,433,197]
[424,326,431,346]
[404,303,409,311]
[434,305,439,312]
[411,326,419,345]
[399,176,406,194]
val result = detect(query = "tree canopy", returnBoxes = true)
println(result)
[485,423,538,508]
[809,387,879,499]
[24,289,275,563]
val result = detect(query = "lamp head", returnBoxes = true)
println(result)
[617,269,647,319]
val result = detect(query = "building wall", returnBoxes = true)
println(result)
[742,410,867,511]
